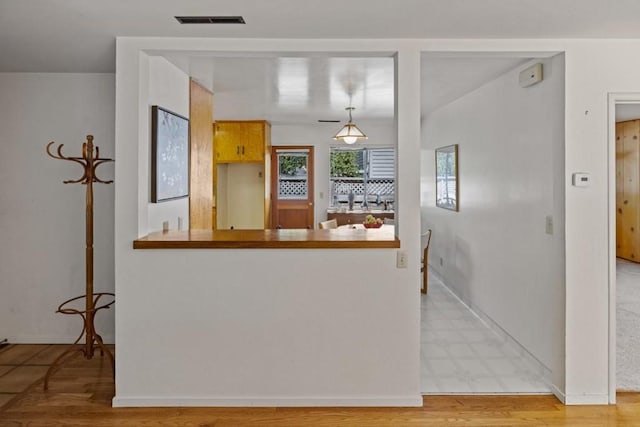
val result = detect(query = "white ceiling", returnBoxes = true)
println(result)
[164,53,394,125]
[158,52,534,124]
[0,1,565,124]
[2,0,640,73]
[162,54,395,125]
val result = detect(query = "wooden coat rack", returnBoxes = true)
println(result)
[43,135,115,390]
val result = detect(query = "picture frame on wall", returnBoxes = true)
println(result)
[435,144,458,211]
[151,105,189,203]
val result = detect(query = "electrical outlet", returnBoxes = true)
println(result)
[545,215,553,235]
[397,250,408,269]
[319,191,324,199]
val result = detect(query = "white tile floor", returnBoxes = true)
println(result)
[421,273,550,394]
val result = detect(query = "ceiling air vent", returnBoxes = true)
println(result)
[175,16,246,24]
[318,120,340,123]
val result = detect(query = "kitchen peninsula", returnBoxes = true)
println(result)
[134,228,399,249]
[113,41,421,409]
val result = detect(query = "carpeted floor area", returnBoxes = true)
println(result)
[617,258,640,391]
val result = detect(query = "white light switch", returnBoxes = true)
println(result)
[545,216,553,235]
[397,250,408,269]
[572,172,591,187]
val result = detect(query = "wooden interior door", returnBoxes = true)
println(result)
[618,120,640,261]
[270,146,314,229]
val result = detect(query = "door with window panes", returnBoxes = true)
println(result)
[270,147,314,229]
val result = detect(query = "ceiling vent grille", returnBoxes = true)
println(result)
[175,16,246,24]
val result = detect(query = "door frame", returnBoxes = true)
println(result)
[607,92,640,404]
[270,146,315,229]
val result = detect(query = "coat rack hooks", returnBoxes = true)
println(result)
[43,135,115,390]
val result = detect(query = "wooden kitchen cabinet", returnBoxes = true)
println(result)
[214,120,270,163]
[213,120,271,230]
[617,119,640,262]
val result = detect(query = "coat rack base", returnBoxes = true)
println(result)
[43,292,115,391]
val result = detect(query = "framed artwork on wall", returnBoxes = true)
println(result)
[435,144,458,211]
[151,105,189,203]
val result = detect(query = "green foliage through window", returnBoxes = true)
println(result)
[330,151,361,177]
[279,155,307,176]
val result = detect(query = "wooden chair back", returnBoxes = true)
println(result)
[318,219,338,229]
[421,229,432,294]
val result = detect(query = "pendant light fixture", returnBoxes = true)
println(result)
[333,107,367,145]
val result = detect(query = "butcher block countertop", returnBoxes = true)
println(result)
[133,228,400,249]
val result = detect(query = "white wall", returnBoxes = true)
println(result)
[271,122,396,224]
[560,40,640,404]
[0,73,115,343]
[421,55,565,387]
[146,56,189,232]
[113,37,640,407]
[114,39,421,407]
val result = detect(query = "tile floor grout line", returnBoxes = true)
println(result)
[0,346,84,414]
[421,274,552,395]
[0,346,10,356]
[0,344,56,381]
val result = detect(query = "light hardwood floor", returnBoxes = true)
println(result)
[1,344,639,426]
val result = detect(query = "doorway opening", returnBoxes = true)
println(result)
[271,146,314,229]
[609,97,640,401]
[420,52,565,396]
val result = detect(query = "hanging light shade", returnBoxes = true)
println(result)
[333,107,367,145]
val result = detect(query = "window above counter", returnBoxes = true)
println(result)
[330,147,395,210]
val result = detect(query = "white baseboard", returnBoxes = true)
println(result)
[550,383,566,404]
[6,335,115,345]
[113,395,423,408]
[564,393,609,405]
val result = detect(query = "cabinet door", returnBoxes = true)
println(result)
[242,122,265,162]
[214,122,242,163]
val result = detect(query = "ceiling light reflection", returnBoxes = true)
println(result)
[277,58,309,107]
[329,58,394,116]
